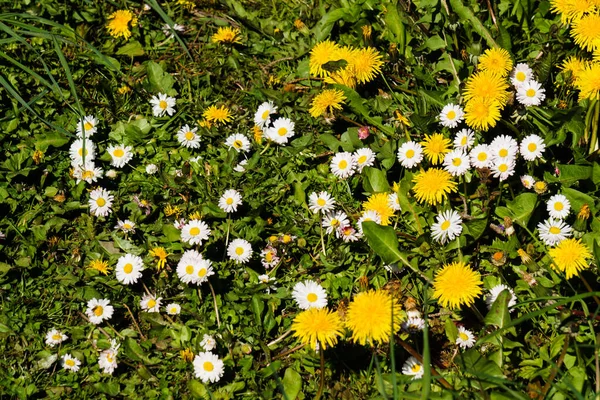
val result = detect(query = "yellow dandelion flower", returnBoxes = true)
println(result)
[198,119,212,129]
[533,180,548,194]
[309,89,346,118]
[478,48,513,77]
[412,168,457,205]
[549,238,592,279]
[253,125,263,143]
[571,13,600,52]
[578,204,591,220]
[106,10,137,40]
[345,290,403,346]
[463,70,510,105]
[575,62,600,100]
[550,0,573,23]
[164,204,181,217]
[348,47,384,84]
[517,248,533,265]
[180,348,195,362]
[363,193,395,225]
[291,308,343,350]
[433,261,483,309]
[395,110,411,126]
[149,247,168,270]
[464,97,502,131]
[32,150,44,165]
[118,85,131,95]
[362,25,372,39]
[309,40,341,77]
[323,68,357,88]
[294,19,305,30]
[189,211,202,220]
[561,56,587,81]
[203,105,232,125]
[211,26,242,44]
[420,133,451,164]
[89,259,111,275]
[566,0,597,22]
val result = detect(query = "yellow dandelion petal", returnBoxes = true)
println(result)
[203,105,232,125]
[561,56,588,82]
[363,193,395,225]
[575,62,600,101]
[212,27,242,44]
[420,133,452,164]
[149,247,168,270]
[106,10,137,40]
[550,0,573,23]
[463,70,510,105]
[309,40,341,78]
[309,89,346,118]
[571,13,600,52]
[478,48,513,77]
[291,308,343,350]
[464,97,502,131]
[549,238,592,279]
[433,261,483,309]
[345,290,403,346]
[323,68,357,88]
[347,47,384,84]
[412,168,457,205]
[89,259,111,275]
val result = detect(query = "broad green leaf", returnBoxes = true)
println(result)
[188,380,209,399]
[384,1,406,54]
[562,187,596,214]
[251,295,264,327]
[363,167,390,193]
[546,164,592,186]
[445,318,458,343]
[146,61,176,95]
[123,337,152,364]
[116,41,145,57]
[495,193,537,227]
[34,132,69,151]
[281,368,302,400]
[484,289,512,329]
[424,35,446,51]
[362,222,409,269]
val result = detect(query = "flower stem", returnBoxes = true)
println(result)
[315,345,326,400]
[319,215,326,256]
[589,100,600,156]
[207,281,221,328]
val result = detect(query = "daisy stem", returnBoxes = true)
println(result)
[260,141,271,155]
[208,281,221,328]
[319,215,327,256]
[107,322,126,340]
[122,303,145,340]
[266,329,292,347]
[315,344,326,400]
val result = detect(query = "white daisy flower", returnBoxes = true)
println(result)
[388,193,401,211]
[140,293,162,313]
[177,125,201,149]
[401,317,425,332]
[194,259,214,284]
[547,194,571,219]
[308,191,336,214]
[456,326,476,349]
[453,129,475,150]
[260,246,279,268]
[115,254,144,285]
[73,161,103,184]
[227,239,253,264]
[181,220,211,245]
[200,334,217,351]
[76,115,98,138]
[322,211,350,235]
[511,63,534,88]
[292,280,327,309]
[254,101,277,128]
[353,148,376,172]
[330,152,356,179]
[397,141,423,169]
[469,144,492,169]
[520,134,546,161]
[166,303,181,315]
[443,149,470,176]
[62,354,81,372]
[431,209,463,244]
[537,218,572,246]
[218,189,243,213]
[146,164,158,174]
[115,219,136,233]
[85,298,114,325]
[45,329,68,347]
[234,159,248,172]
[358,210,382,233]
[439,103,464,128]
[491,158,516,181]
[402,356,424,379]
[69,138,96,165]
[516,80,545,107]
[339,225,362,242]
[258,274,277,293]
[193,352,224,383]
[485,284,517,310]
[521,175,535,189]
[98,344,119,375]
[89,188,114,217]
[150,93,176,117]
[105,144,133,168]
[162,23,185,39]
[265,117,295,144]
[177,249,203,284]
[490,135,518,162]
[225,133,251,152]
[106,169,117,179]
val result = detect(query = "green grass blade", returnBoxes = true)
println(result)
[146,0,193,61]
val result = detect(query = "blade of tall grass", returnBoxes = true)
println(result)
[146,0,193,61]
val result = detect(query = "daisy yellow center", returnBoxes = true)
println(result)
[477,152,487,161]
[499,164,508,172]
[66,359,75,367]
[460,137,467,146]
[441,220,451,231]
[358,155,367,164]
[123,263,133,274]
[549,226,561,234]
[170,307,178,313]
[452,158,462,167]
[198,268,207,277]
[233,140,243,148]
[265,252,274,262]
[528,143,537,152]
[499,148,508,157]
[123,223,132,229]
[493,251,504,261]
[93,305,103,316]
[203,361,214,372]
[113,149,124,157]
[331,218,339,226]
[516,71,526,81]
[189,227,200,236]
[307,293,318,302]
[535,182,546,190]
[159,100,168,109]
[554,202,564,211]
[84,122,93,131]
[185,131,195,141]
[526,88,536,97]
[82,170,94,179]
[52,334,62,340]
[406,149,415,158]
[411,364,421,373]
[78,148,88,156]
[261,110,270,120]
[235,247,244,255]
[186,265,194,274]
[282,235,292,243]
[317,198,326,206]
[447,110,456,120]
[278,127,287,136]
[459,332,469,341]
[338,160,348,169]
[226,198,234,205]
[147,299,156,308]
[106,354,114,363]
[96,198,106,207]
